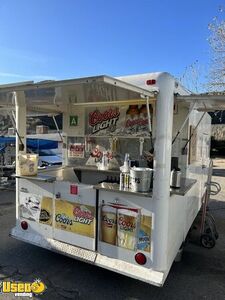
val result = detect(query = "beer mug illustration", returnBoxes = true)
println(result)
[117,208,139,251]
[101,205,117,245]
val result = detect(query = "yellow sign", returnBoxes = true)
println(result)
[0,279,46,297]
[55,200,95,238]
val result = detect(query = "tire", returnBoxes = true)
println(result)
[200,234,216,249]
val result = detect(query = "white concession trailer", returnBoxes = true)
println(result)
[0,72,223,286]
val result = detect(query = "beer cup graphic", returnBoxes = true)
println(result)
[101,205,117,245]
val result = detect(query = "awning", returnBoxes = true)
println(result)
[0,75,156,113]
[176,93,225,111]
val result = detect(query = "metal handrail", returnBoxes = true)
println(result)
[210,181,221,196]
[200,159,213,234]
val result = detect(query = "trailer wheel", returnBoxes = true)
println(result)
[200,234,216,249]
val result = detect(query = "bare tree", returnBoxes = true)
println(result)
[208,6,225,91]
[178,60,206,93]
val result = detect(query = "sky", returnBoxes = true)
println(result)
[0,0,222,88]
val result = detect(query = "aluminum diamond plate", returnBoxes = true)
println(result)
[10,227,96,263]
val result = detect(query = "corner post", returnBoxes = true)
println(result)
[15,91,26,221]
[152,74,174,271]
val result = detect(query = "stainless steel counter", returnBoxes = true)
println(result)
[74,166,120,174]
[94,178,197,198]
[170,178,197,196]
[15,173,196,196]
[94,182,152,197]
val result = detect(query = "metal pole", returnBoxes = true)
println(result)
[146,96,153,151]
[14,91,26,223]
[7,110,24,150]
[52,115,63,142]
[182,111,206,152]
[146,97,152,133]
[172,101,196,145]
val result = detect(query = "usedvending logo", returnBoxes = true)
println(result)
[89,108,120,134]
[0,278,46,297]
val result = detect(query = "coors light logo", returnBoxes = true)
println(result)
[89,108,120,134]
[73,206,94,225]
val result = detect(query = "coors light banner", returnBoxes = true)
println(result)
[86,105,152,136]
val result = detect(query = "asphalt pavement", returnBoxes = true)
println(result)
[0,160,225,300]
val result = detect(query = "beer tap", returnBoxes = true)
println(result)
[139,137,144,159]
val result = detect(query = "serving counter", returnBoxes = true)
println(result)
[94,177,196,197]
[15,168,197,197]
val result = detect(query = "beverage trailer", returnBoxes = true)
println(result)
[0,72,223,286]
